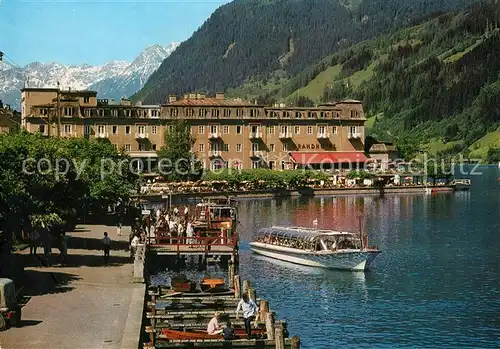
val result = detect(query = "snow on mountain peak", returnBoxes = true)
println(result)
[0,42,179,109]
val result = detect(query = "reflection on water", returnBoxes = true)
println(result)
[150,167,500,348]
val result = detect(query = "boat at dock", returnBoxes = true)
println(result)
[249,226,380,271]
[451,179,471,191]
[161,328,266,340]
[200,277,226,293]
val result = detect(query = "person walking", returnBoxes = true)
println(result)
[116,221,123,236]
[102,232,111,265]
[236,293,258,339]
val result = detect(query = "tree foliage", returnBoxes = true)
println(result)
[0,131,138,242]
[157,121,202,181]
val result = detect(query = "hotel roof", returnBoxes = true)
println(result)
[166,97,256,107]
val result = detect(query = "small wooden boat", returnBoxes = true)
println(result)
[200,277,226,293]
[171,275,197,293]
[162,328,266,340]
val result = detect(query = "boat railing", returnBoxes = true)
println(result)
[152,232,239,251]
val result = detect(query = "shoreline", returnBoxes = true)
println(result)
[138,185,456,201]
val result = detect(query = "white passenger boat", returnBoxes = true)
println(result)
[249,226,380,271]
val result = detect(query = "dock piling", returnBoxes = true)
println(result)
[242,280,251,296]
[248,288,257,302]
[266,312,275,341]
[234,275,241,299]
[275,322,285,349]
[291,336,301,349]
[228,261,235,289]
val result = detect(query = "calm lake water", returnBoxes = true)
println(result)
[151,166,500,348]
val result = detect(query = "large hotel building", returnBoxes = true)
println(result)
[20,88,376,171]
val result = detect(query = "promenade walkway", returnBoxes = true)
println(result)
[0,225,145,349]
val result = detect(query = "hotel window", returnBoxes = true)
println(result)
[125,126,131,135]
[112,126,118,134]
[223,109,231,117]
[199,143,205,152]
[83,96,90,103]
[186,108,194,117]
[84,109,91,117]
[350,126,358,134]
[199,108,207,118]
[251,125,259,134]
[223,125,230,134]
[269,144,275,152]
[152,144,157,151]
[64,124,72,134]
[84,125,91,135]
[236,126,242,134]
[236,109,244,117]
[98,109,104,117]
[350,110,356,118]
[332,126,338,135]
[250,109,260,118]
[294,126,300,134]
[151,109,159,118]
[267,126,275,134]
[210,125,218,134]
[280,125,288,134]
[223,144,229,152]
[39,125,46,134]
[295,112,302,118]
[283,143,289,152]
[171,108,178,117]
[236,144,242,152]
[112,144,118,150]
[307,126,313,135]
[111,109,118,117]
[212,109,220,118]
[269,161,275,170]
[139,143,146,151]
[125,110,131,117]
[64,107,73,116]
[125,144,131,151]
[198,125,205,134]
[318,126,326,135]
[97,124,106,134]
[151,126,158,135]
[252,143,259,152]
[137,125,146,134]
[252,161,260,169]
[284,111,292,118]
[40,108,48,115]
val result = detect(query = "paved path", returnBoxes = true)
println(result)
[0,225,145,349]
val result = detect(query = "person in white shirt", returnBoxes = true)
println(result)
[186,221,194,245]
[236,293,258,339]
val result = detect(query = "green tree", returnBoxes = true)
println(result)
[485,147,500,163]
[157,121,202,181]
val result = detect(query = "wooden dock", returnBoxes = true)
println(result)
[143,262,300,348]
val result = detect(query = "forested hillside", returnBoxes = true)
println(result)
[261,0,499,161]
[135,0,480,104]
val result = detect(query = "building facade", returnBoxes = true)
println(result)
[21,88,368,171]
[0,101,19,134]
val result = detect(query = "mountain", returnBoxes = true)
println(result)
[135,0,482,104]
[0,43,179,110]
[267,0,499,161]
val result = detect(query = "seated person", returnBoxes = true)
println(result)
[207,312,223,335]
[223,320,235,340]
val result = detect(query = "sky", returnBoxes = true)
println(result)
[0,0,231,67]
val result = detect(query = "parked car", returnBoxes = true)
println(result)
[0,278,22,330]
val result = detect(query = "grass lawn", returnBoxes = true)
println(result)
[468,130,500,159]
[285,65,342,103]
[423,138,462,155]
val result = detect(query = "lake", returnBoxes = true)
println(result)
[151,166,500,348]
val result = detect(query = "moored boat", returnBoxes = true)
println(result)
[161,328,266,340]
[200,277,226,293]
[171,275,197,293]
[249,226,380,271]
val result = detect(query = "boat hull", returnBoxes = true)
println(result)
[249,242,379,271]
